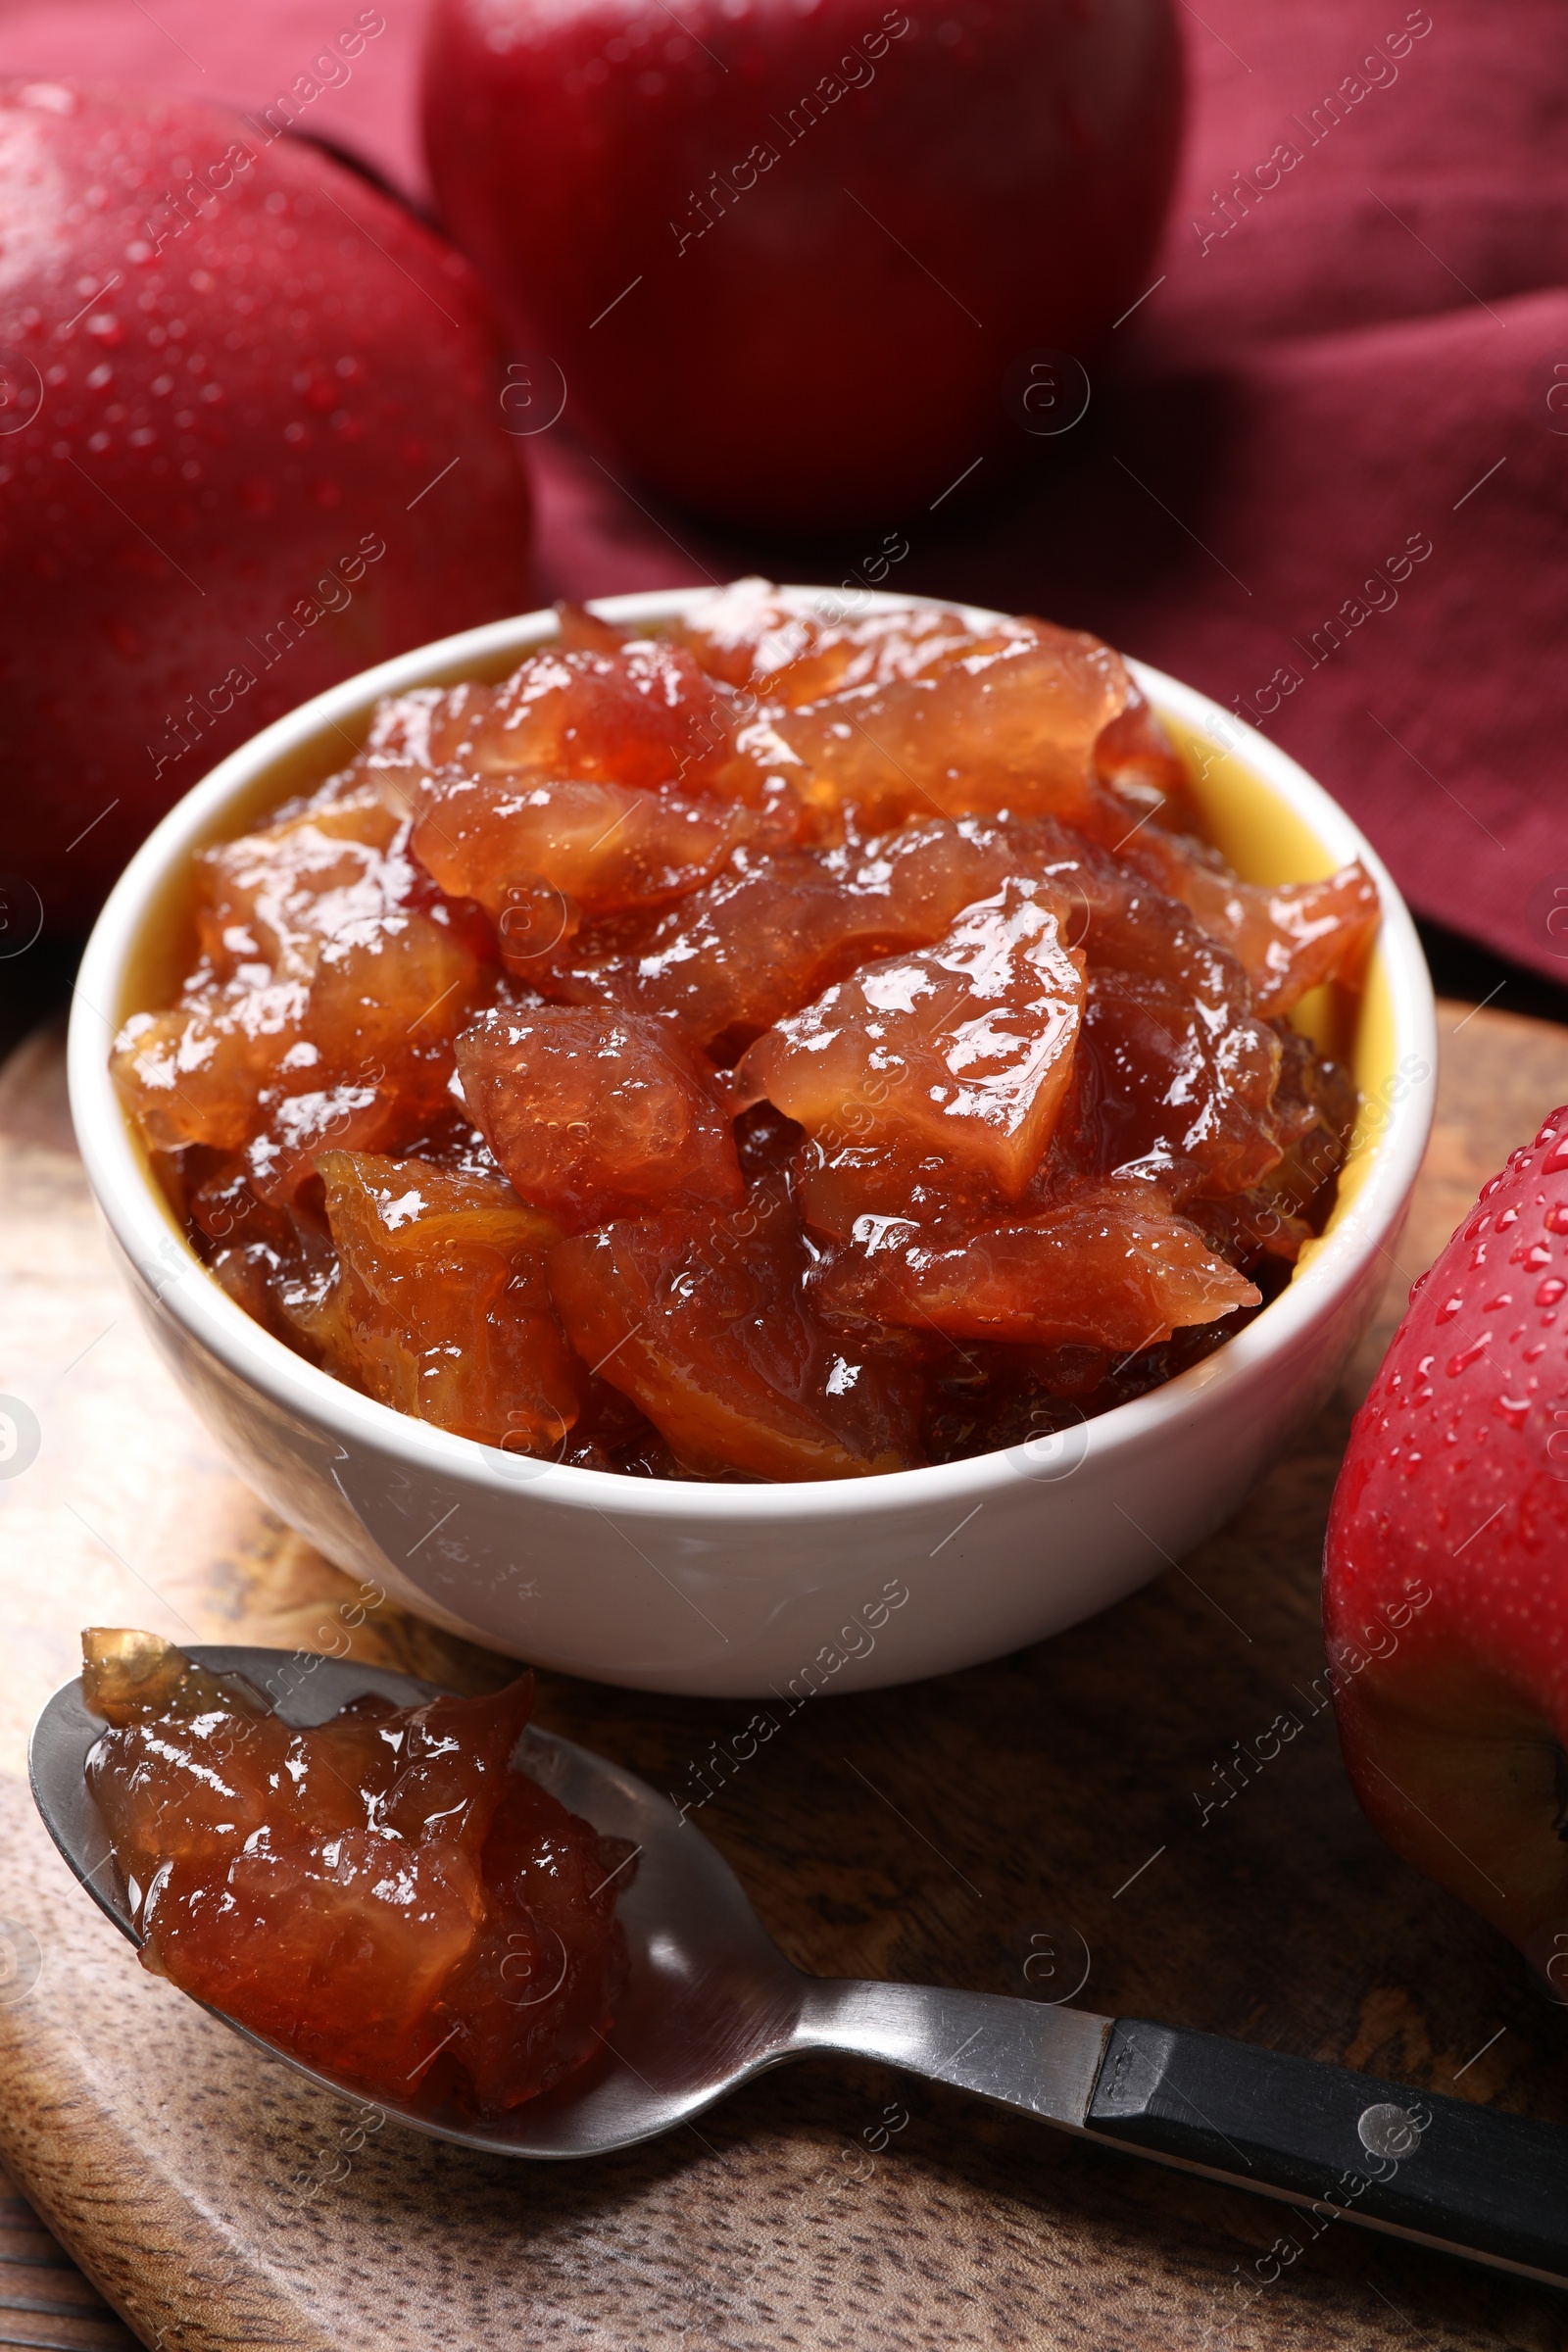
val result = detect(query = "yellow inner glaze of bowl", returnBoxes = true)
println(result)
[121,682,1399,1281]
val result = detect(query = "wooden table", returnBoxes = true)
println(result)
[1,1004,1565,2352]
[0,2159,135,2352]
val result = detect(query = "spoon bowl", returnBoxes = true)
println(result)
[29,1647,812,2158]
[28,1648,1568,2289]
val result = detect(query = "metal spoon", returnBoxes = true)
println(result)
[29,1648,1568,2289]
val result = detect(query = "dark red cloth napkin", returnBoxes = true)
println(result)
[3,0,1563,979]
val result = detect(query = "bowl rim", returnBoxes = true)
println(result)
[67,584,1438,1525]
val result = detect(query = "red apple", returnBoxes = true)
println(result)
[420,0,1182,530]
[0,79,534,934]
[1324,1111,1568,1991]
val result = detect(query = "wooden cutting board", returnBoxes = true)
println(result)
[1,1002,1566,2352]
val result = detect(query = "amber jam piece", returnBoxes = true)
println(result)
[443,636,765,798]
[315,1152,582,1452]
[548,1181,924,1482]
[113,780,486,1159]
[113,585,1375,1481]
[81,1629,634,2116]
[739,882,1086,1232]
[458,1006,743,1232]
[1121,828,1379,1020]
[808,1180,1260,1353]
[413,773,760,943]
[529,819,1019,1059]
[654,576,980,705]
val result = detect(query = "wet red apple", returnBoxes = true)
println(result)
[0,80,534,933]
[1325,1110,1568,1988]
[420,0,1182,531]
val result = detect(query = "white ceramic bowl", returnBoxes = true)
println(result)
[68,589,1436,1697]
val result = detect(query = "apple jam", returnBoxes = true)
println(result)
[80,1629,634,2114]
[113,582,1376,1480]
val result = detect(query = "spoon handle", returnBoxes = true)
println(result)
[1087,2018,1568,2289]
[795,1982,1568,2289]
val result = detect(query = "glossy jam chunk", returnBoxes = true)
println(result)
[317,1152,581,1450]
[663,578,1172,814]
[809,1182,1260,1350]
[1125,829,1379,1018]
[114,587,1373,1481]
[112,780,485,1154]
[1049,877,1284,1201]
[412,772,761,940]
[192,783,391,977]
[740,883,1085,1226]
[656,576,979,705]
[81,1629,632,2116]
[548,1184,923,1480]
[531,820,1012,1057]
[1191,1026,1359,1268]
[433,636,769,802]
[770,620,1155,830]
[457,1006,743,1231]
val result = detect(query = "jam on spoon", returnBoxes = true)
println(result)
[80,1628,635,2115]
